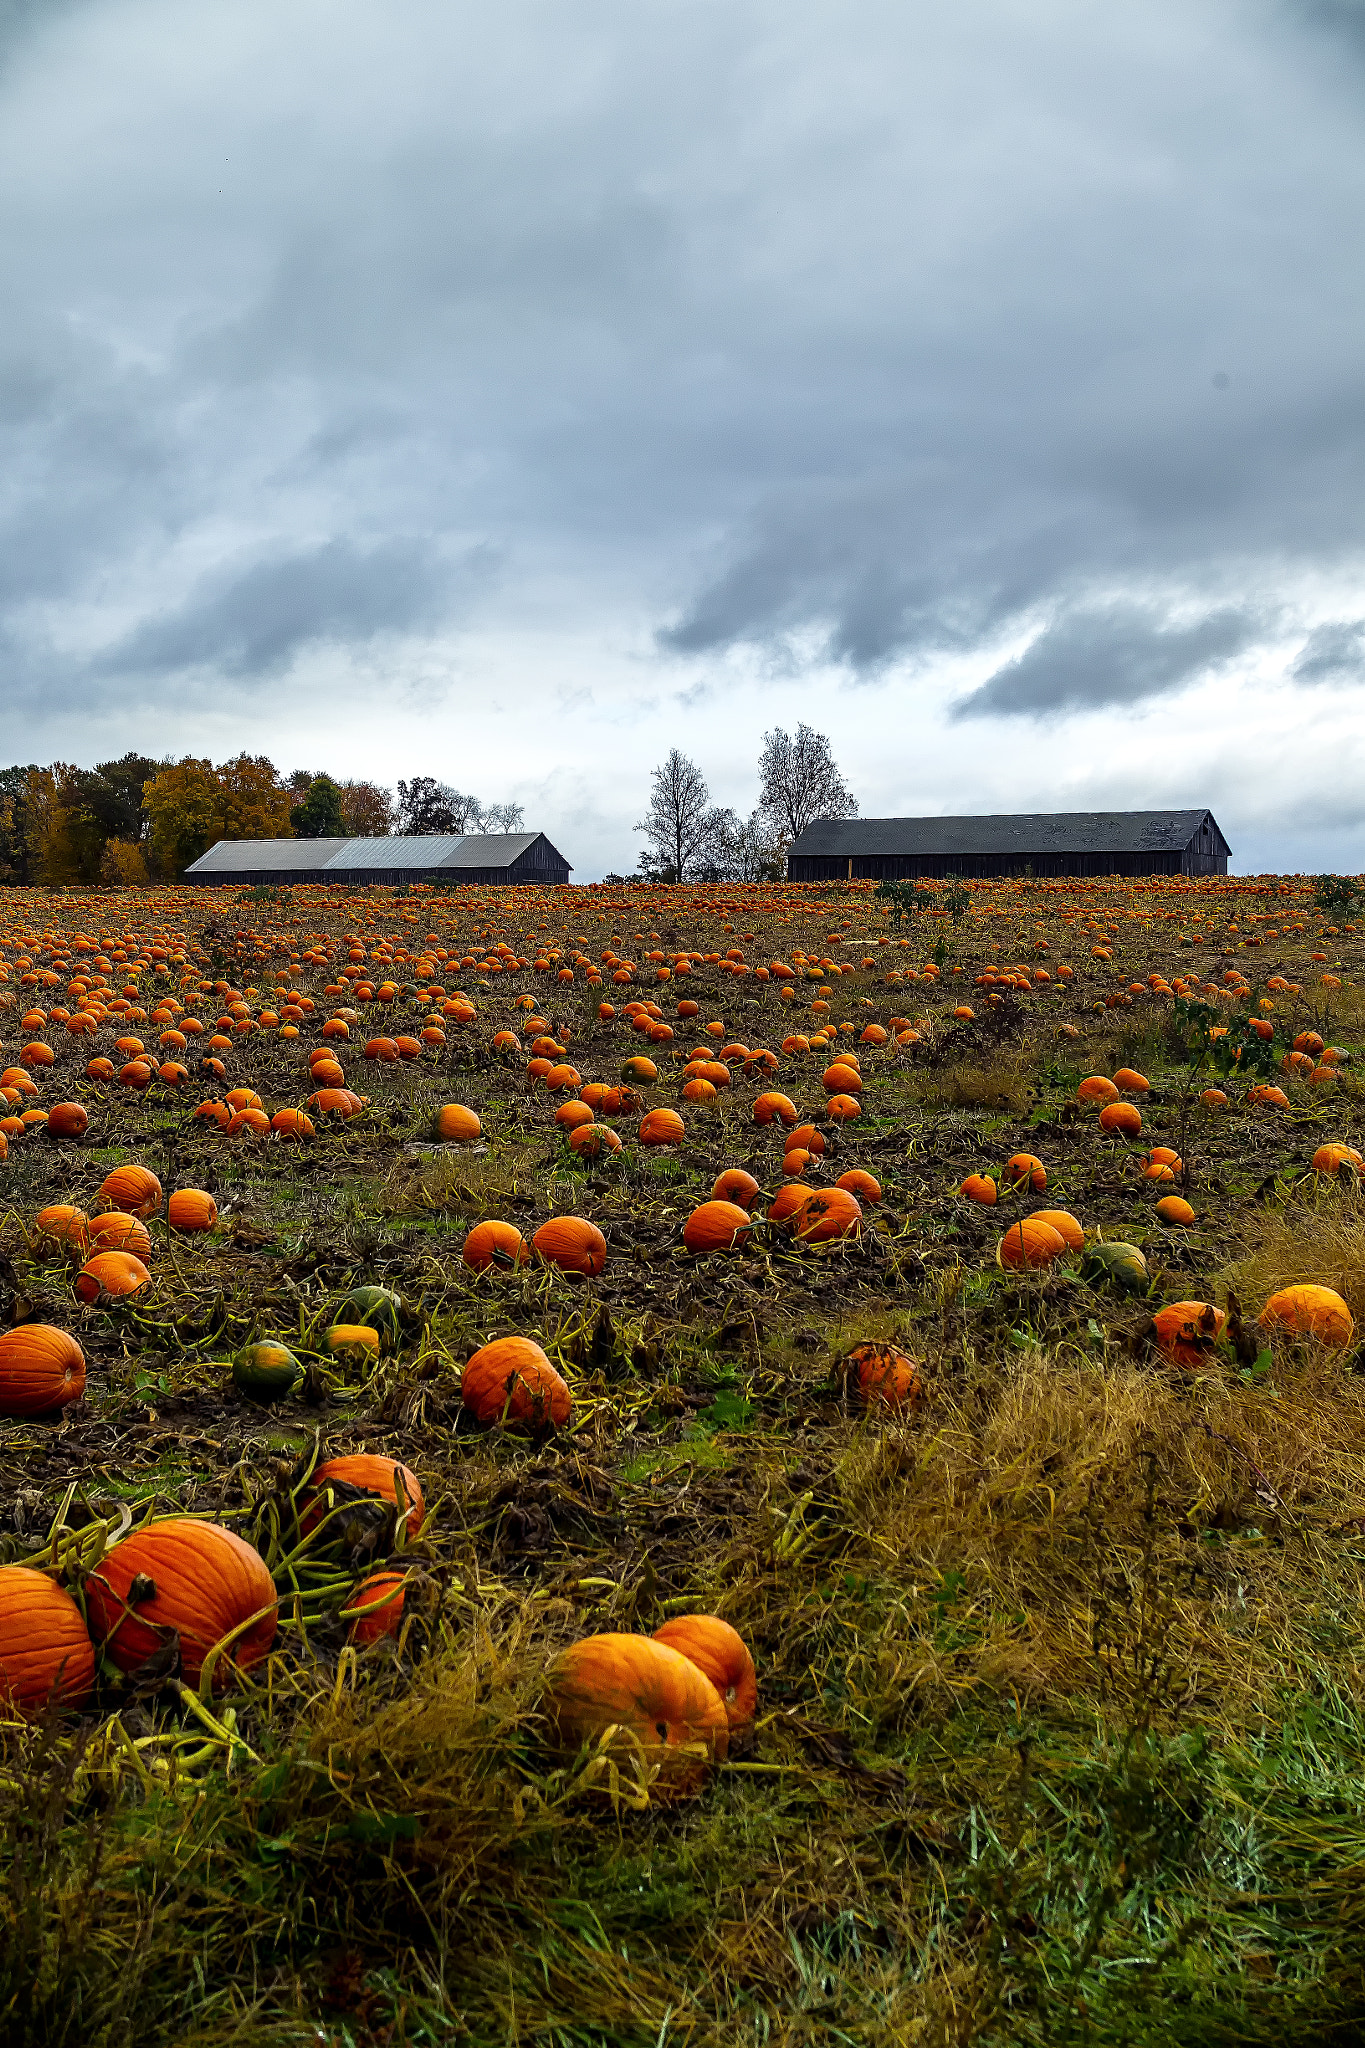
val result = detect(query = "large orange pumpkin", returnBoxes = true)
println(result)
[434,1104,481,1142]
[639,1108,685,1146]
[542,1634,729,1795]
[653,1615,757,1728]
[997,1218,1068,1270]
[96,1164,163,1217]
[682,1200,752,1254]
[47,1102,88,1139]
[0,1567,95,1715]
[1031,1208,1084,1251]
[1260,1284,1354,1347]
[959,1174,997,1205]
[753,1092,798,1127]
[462,1219,530,1271]
[533,1216,608,1275]
[461,1336,572,1429]
[792,1187,863,1242]
[85,1520,277,1689]
[33,1203,89,1250]
[74,1250,150,1304]
[1005,1153,1046,1191]
[303,1456,426,1539]
[847,1340,924,1411]
[342,1570,408,1646]
[86,1212,152,1259]
[712,1167,761,1209]
[168,1189,218,1233]
[0,1324,86,1415]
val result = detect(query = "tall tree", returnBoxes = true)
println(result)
[338,780,397,836]
[143,755,291,876]
[291,774,345,838]
[0,766,39,882]
[757,724,858,841]
[635,750,711,882]
[395,777,460,834]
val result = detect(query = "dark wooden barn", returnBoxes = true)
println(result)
[183,831,572,887]
[786,810,1230,881]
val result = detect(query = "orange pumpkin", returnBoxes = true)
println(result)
[1031,1208,1084,1251]
[821,1063,862,1095]
[542,1634,729,1795]
[826,1093,862,1121]
[1155,1195,1196,1226]
[1259,1284,1354,1347]
[1005,1153,1046,1192]
[1152,1300,1226,1368]
[533,1216,607,1276]
[74,1250,150,1303]
[712,1167,761,1209]
[0,1324,86,1414]
[342,1570,408,1646]
[960,1173,997,1205]
[97,1164,163,1217]
[462,1220,530,1272]
[847,1340,924,1411]
[682,1200,752,1254]
[792,1187,863,1242]
[270,1109,316,1141]
[434,1104,481,1142]
[787,1124,826,1156]
[1077,1076,1119,1104]
[836,1169,882,1204]
[1113,1067,1150,1093]
[997,1218,1068,1270]
[653,1615,757,1728]
[304,1456,426,1539]
[1098,1102,1142,1137]
[568,1123,623,1159]
[85,1520,277,1688]
[33,1203,89,1250]
[87,1212,152,1259]
[0,1567,95,1715]
[753,1091,798,1127]
[462,1336,572,1430]
[639,1108,685,1146]
[766,1183,810,1224]
[46,1102,88,1139]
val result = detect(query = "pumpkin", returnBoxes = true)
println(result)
[194,1099,231,1128]
[1098,1102,1142,1137]
[533,1216,607,1276]
[653,1615,757,1728]
[621,1056,658,1084]
[826,1094,862,1121]
[1260,1284,1354,1347]
[542,1634,728,1795]
[0,1324,86,1415]
[463,1220,530,1271]
[1200,1089,1229,1109]
[753,1092,798,1127]
[1005,1153,1046,1192]
[788,1124,826,1156]
[0,1567,95,1715]
[328,1323,381,1357]
[822,1063,862,1095]
[1247,1084,1290,1108]
[1113,1067,1150,1093]
[1155,1195,1196,1226]
[712,1167,761,1209]
[86,1212,152,1259]
[1082,1240,1149,1295]
[836,1169,882,1203]
[1152,1300,1225,1368]
[227,1109,270,1138]
[555,1100,595,1130]
[568,1123,623,1159]
[960,1173,998,1205]
[1313,1143,1363,1177]
[270,1109,316,1141]
[85,1520,277,1688]
[682,1200,752,1254]
[233,1341,302,1399]
[304,1456,426,1539]
[435,1104,481,1143]
[847,1340,924,1411]
[47,1102,88,1139]
[792,1187,863,1242]
[1077,1076,1119,1104]
[168,1189,218,1233]
[97,1164,163,1217]
[342,1570,408,1646]
[1031,1208,1084,1251]
[997,1218,1068,1270]
[74,1250,150,1304]
[462,1335,572,1429]
[307,1087,362,1119]
[766,1183,809,1224]
[782,1149,812,1177]
[33,1203,89,1250]
[639,1108,685,1146]
[342,1284,403,1342]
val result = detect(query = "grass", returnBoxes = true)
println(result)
[4,875,1365,2041]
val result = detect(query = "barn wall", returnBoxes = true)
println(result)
[785,850,1213,881]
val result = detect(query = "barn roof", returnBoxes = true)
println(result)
[183,831,572,878]
[789,810,1229,858]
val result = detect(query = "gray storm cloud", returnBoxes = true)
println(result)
[0,0,1361,869]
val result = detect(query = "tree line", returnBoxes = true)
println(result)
[629,725,858,883]
[0,758,525,885]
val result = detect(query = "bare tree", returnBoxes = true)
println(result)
[696,806,783,882]
[757,724,858,841]
[635,750,711,881]
[477,799,526,832]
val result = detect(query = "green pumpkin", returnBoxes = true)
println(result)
[342,1284,403,1342]
[1082,1241,1150,1297]
[233,1341,302,1400]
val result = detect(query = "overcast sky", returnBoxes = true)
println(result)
[1,0,1363,878]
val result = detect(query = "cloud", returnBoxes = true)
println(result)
[1291,619,1365,685]
[952,603,1259,720]
[99,538,463,679]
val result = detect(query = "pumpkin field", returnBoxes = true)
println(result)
[5,870,1365,2046]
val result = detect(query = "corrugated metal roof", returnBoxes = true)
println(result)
[437,833,540,869]
[323,835,465,872]
[184,838,349,875]
[789,810,1229,858]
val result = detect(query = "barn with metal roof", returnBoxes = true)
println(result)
[183,831,572,887]
[787,810,1230,881]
